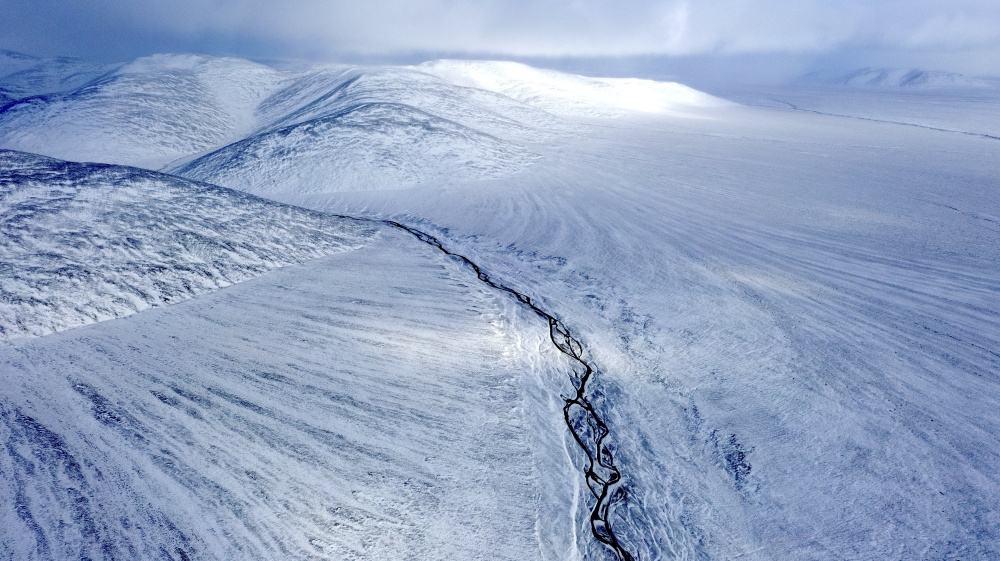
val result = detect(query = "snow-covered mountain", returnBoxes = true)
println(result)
[0,50,39,77]
[0,55,284,169]
[0,57,118,100]
[2,51,999,561]
[173,102,538,195]
[0,55,563,187]
[0,149,371,340]
[169,65,554,195]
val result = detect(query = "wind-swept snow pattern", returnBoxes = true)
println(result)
[0,229,576,561]
[293,89,1000,559]
[0,149,372,340]
[4,51,1000,560]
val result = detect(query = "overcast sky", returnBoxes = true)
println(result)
[2,0,999,78]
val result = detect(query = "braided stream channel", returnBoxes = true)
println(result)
[333,215,635,561]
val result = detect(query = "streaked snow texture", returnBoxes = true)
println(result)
[287,96,1000,559]
[0,150,372,340]
[0,232,577,560]
[1,52,999,560]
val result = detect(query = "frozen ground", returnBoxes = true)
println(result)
[2,52,999,560]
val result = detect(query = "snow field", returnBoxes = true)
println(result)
[0,230,585,560]
[1,51,998,559]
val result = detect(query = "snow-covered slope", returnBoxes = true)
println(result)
[0,56,119,99]
[0,225,578,561]
[4,52,1000,561]
[285,92,1000,559]
[0,50,39,78]
[420,59,731,116]
[0,149,372,340]
[0,55,284,168]
[253,66,562,141]
[718,81,1000,139]
[174,102,538,195]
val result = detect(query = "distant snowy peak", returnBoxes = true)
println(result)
[0,149,373,340]
[806,67,996,89]
[418,60,731,117]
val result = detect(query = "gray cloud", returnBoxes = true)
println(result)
[1,0,999,73]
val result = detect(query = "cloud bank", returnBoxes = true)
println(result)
[1,0,999,71]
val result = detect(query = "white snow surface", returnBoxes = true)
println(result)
[278,93,1000,559]
[419,59,732,117]
[0,149,372,340]
[2,53,1000,561]
[0,231,578,560]
[173,102,538,195]
[0,54,285,169]
[717,84,1000,139]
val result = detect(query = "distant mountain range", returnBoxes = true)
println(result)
[0,51,726,195]
[803,67,998,89]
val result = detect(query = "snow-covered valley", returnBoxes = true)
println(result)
[1,52,999,560]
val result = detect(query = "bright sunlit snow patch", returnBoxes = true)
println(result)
[418,60,731,117]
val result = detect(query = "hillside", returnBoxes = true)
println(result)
[0,149,371,340]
